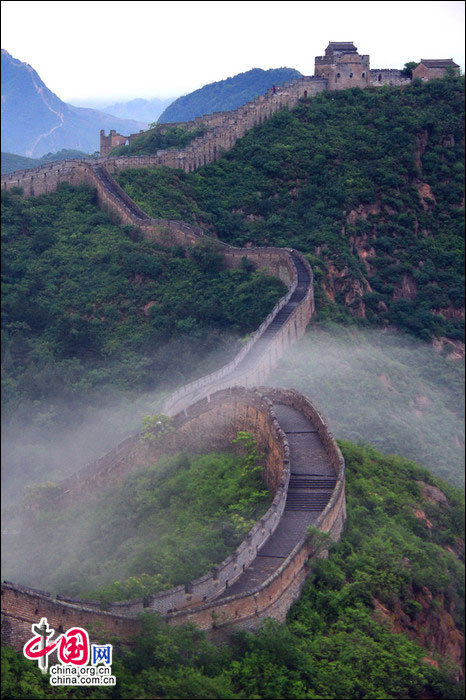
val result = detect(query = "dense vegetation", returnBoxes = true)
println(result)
[3,433,271,602]
[158,67,302,123]
[2,76,464,700]
[271,323,465,486]
[2,441,464,699]
[119,76,465,342]
[109,124,206,157]
[1,149,93,174]
[1,183,285,430]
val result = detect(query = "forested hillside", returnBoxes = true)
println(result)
[3,434,271,603]
[119,76,465,343]
[1,184,285,431]
[1,76,464,700]
[1,149,91,174]
[158,67,302,123]
[2,441,464,698]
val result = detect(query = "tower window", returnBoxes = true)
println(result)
[362,72,365,78]
[378,74,382,82]
[349,72,353,78]
[336,73,340,78]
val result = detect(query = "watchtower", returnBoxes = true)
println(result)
[412,59,460,81]
[99,129,129,157]
[314,42,370,90]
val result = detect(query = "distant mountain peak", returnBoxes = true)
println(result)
[1,49,147,157]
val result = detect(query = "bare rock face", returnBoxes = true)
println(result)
[373,587,465,680]
[416,480,449,506]
[417,181,437,209]
[432,337,465,361]
[392,273,418,301]
[346,202,381,224]
[413,508,434,529]
[373,481,464,679]
[415,130,429,171]
[320,262,370,318]
[432,307,465,320]
[344,279,367,318]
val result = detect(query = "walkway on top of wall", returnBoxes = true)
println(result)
[174,251,310,408]
[216,402,336,598]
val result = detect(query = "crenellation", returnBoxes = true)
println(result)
[369,68,411,87]
[94,43,457,157]
[2,386,345,644]
[5,38,459,650]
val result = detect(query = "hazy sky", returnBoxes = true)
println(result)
[2,0,465,105]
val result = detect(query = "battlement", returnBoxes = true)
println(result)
[369,68,411,87]
[1,39,461,655]
[2,387,345,644]
[98,42,460,155]
[99,129,130,157]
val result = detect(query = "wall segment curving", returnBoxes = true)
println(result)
[2,387,345,644]
[2,86,345,649]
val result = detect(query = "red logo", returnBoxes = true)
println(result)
[23,618,89,673]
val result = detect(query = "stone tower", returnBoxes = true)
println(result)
[314,42,370,90]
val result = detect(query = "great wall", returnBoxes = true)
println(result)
[1,42,459,650]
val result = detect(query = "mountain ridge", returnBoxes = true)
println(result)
[158,66,303,123]
[103,96,175,123]
[1,49,147,156]
[1,66,464,697]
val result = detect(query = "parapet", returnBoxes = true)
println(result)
[1,386,345,643]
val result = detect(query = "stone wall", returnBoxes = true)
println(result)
[100,129,130,157]
[1,583,140,651]
[315,52,370,90]
[1,387,345,647]
[57,387,286,496]
[36,386,293,617]
[412,63,460,81]
[369,69,411,87]
[97,75,326,160]
[0,158,312,309]
[162,388,346,634]
[1,64,342,650]
[98,77,326,168]
[162,249,313,416]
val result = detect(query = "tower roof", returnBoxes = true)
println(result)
[419,59,459,68]
[326,42,358,54]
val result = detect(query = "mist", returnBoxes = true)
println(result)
[1,330,244,508]
[2,322,463,595]
[270,324,464,488]
[1,329,250,593]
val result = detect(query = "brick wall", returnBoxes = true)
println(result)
[2,387,345,647]
[1,584,140,650]
[369,69,411,87]
[1,63,344,650]
[100,130,129,157]
[412,64,460,81]
[315,53,370,90]
[98,76,326,166]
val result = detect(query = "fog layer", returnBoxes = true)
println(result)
[270,324,464,487]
